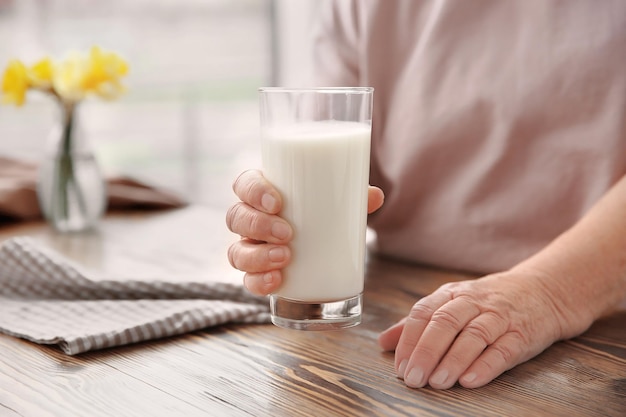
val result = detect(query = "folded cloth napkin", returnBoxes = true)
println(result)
[0,237,270,355]
[0,156,186,222]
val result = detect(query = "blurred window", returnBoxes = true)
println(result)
[0,0,272,208]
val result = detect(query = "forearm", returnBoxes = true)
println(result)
[513,174,626,336]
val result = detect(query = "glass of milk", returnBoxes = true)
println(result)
[259,87,374,330]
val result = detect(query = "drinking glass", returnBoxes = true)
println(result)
[259,87,374,330]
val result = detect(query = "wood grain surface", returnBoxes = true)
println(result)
[0,206,624,417]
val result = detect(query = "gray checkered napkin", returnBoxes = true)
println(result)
[0,237,270,355]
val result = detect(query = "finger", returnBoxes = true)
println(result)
[394,290,452,378]
[403,298,480,388]
[378,317,406,351]
[233,169,282,214]
[459,332,527,388]
[226,202,293,244]
[243,270,283,296]
[368,186,384,214]
[227,238,291,273]
[428,311,507,389]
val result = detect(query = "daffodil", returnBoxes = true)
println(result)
[81,46,129,99]
[52,51,90,102]
[1,60,29,106]
[1,46,129,105]
[51,46,129,103]
[28,57,54,89]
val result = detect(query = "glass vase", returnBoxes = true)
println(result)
[37,102,107,233]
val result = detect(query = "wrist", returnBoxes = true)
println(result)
[508,264,596,340]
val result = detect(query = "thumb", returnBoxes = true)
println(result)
[368,186,384,214]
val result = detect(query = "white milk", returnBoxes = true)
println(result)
[261,121,371,302]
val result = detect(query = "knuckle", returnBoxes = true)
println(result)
[244,182,261,204]
[465,320,497,345]
[236,171,265,205]
[225,203,243,232]
[439,281,461,294]
[232,169,255,193]
[430,309,463,331]
[410,344,440,363]
[408,302,435,320]
[229,240,281,274]
[436,351,467,370]
[489,342,517,365]
[226,203,271,239]
[473,356,497,375]
[227,243,240,270]
[247,210,263,234]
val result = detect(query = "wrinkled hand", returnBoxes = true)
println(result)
[378,270,591,389]
[226,169,384,296]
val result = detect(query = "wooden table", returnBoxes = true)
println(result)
[0,206,624,417]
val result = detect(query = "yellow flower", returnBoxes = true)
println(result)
[2,46,129,105]
[53,46,129,102]
[28,57,54,88]
[52,51,89,102]
[81,46,129,99]
[1,60,29,106]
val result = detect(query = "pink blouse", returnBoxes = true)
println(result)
[311,0,626,273]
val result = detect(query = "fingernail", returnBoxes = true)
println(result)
[269,247,286,262]
[263,272,274,284]
[461,372,477,384]
[430,369,448,386]
[262,193,277,212]
[397,359,408,378]
[271,222,290,240]
[405,367,424,388]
